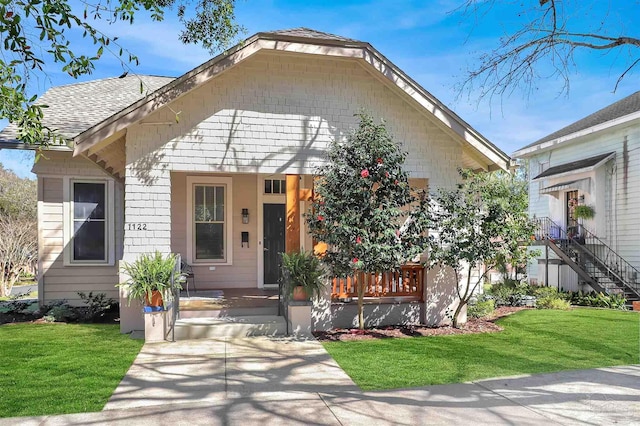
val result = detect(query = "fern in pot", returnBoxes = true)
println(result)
[281,250,325,301]
[118,251,183,308]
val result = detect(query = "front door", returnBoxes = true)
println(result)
[566,190,579,236]
[263,203,286,286]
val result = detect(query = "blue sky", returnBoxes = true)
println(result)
[1,0,638,178]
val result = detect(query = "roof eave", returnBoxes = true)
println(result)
[0,140,72,151]
[514,110,640,158]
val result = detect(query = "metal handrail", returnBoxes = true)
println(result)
[165,253,182,342]
[535,217,640,296]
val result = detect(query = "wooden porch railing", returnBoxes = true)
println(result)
[331,264,425,301]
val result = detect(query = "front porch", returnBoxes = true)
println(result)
[122,171,460,340]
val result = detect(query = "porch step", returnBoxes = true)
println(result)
[174,315,287,340]
[178,306,279,319]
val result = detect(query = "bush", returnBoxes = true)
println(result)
[567,291,627,310]
[487,279,532,306]
[41,301,77,322]
[537,296,571,310]
[77,292,117,321]
[468,297,495,318]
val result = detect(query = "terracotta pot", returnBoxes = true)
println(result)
[292,286,309,301]
[145,290,163,307]
[633,301,640,312]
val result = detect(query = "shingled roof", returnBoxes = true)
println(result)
[263,27,358,43]
[518,90,640,152]
[0,74,174,143]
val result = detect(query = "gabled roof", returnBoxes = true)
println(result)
[1,28,510,171]
[0,75,174,146]
[515,91,640,157]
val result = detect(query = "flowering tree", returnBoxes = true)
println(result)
[307,114,430,329]
[427,169,537,327]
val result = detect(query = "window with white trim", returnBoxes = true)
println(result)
[64,178,115,265]
[187,176,233,264]
[194,185,226,260]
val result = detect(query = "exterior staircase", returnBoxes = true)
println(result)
[533,217,640,307]
[172,289,287,340]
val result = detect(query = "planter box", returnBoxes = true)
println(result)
[633,301,640,312]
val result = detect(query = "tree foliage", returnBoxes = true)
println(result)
[307,114,430,329]
[426,169,537,328]
[0,164,37,297]
[0,0,242,145]
[0,164,37,219]
[458,0,640,100]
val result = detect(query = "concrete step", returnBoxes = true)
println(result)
[174,315,287,340]
[178,306,279,319]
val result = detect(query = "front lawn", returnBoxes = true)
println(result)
[0,323,143,417]
[323,309,640,390]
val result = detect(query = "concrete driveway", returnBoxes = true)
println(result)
[1,335,639,425]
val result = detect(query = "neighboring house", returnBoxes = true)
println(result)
[514,91,640,304]
[0,28,510,333]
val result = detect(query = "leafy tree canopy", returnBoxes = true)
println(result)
[0,163,36,219]
[0,0,242,146]
[427,169,537,327]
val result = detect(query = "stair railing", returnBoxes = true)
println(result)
[165,253,183,342]
[534,217,640,297]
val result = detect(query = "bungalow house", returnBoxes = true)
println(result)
[513,91,640,304]
[0,28,510,336]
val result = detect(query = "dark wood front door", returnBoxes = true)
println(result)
[263,203,286,286]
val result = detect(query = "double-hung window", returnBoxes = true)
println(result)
[64,179,115,265]
[187,177,233,264]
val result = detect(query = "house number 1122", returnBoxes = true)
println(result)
[127,223,148,231]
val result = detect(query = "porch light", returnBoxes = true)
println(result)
[242,208,249,224]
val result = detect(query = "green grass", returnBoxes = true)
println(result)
[323,309,640,390]
[0,323,143,417]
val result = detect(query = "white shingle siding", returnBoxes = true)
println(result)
[122,164,172,261]
[126,53,462,190]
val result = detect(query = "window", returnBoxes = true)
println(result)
[73,182,106,261]
[187,177,233,264]
[63,178,115,266]
[264,179,286,194]
[194,185,225,260]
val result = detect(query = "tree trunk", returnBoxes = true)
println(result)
[356,273,365,330]
[452,299,465,329]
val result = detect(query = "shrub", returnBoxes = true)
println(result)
[531,285,570,300]
[567,291,627,310]
[77,292,117,321]
[468,297,495,318]
[487,279,531,306]
[41,301,77,322]
[537,296,571,310]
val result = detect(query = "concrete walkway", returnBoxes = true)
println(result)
[2,336,639,425]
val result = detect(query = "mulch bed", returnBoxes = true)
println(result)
[313,306,527,341]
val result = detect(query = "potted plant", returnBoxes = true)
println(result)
[280,250,325,301]
[574,205,595,220]
[118,251,183,308]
